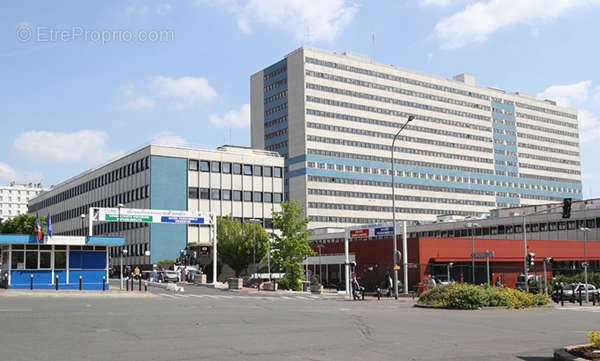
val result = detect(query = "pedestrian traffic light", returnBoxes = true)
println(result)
[562,198,572,218]
[394,250,402,264]
[527,253,535,266]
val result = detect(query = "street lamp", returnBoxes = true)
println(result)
[581,227,590,303]
[316,244,325,284]
[120,248,128,290]
[80,214,86,236]
[247,219,262,279]
[391,115,414,299]
[465,222,481,284]
[447,262,454,283]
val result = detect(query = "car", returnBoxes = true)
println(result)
[515,274,542,291]
[551,283,599,302]
[163,271,179,283]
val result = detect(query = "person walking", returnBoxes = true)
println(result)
[386,273,393,297]
[352,276,362,300]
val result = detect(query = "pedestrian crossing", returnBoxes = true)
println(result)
[557,306,600,313]
[156,292,331,301]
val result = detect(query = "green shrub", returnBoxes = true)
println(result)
[276,277,290,290]
[418,284,549,309]
[588,331,600,349]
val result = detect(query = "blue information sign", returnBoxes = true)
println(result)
[160,216,205,224]
[374,226,394,236]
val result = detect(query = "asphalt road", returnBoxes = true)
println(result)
[0,286,597,361]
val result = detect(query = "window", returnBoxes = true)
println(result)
[211,161,221,173]
[189,187,199,199]
[26,249,38,269]
[39,251,51,269]
[200,161,210,172]
[233,190,242,201]
[243,191,252,202]
[211,189,221,200]
[264,192,272,203]
[243,164,253,175]
[188,160,198,171]
[233,163,242,174]
[222,190,231,201]
[200,188,210,200]
[274,167,283,178]
[11,249,24,269]
[222,162,232,174]
[273,193,282,203]
[264,166,272,177]
[254,192,262,202]
[254,165,263,176]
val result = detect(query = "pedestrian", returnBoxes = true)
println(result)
[134,266,140,280]
[495,277,502,287]
[386,273,393,297]
[352,275,362,300]
[152,268,157,282]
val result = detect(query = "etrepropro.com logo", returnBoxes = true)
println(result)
[16,23,174,44]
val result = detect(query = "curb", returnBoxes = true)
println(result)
[553,344,593,361]
[0,290,155,298]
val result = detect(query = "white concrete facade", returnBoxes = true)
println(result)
[251,47,582,230]
[0,182,47,220]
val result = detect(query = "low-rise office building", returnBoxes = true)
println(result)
[28,144,284,270]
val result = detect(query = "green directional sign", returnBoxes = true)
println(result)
[105,214,153,222]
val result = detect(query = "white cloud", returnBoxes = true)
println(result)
[0,162,42,183]
[150,131,189,147]
[420,0,453,6]
[124,96,155,110]
[13,130,122,163]
[207,0,359,42]
[433,0,600,49]
[209,103,250,127]
[156,3,172,15]
[151,76,217,109]
[537,80,592,107]
[579,109,600,143]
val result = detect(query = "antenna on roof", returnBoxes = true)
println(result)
[371,32,376,61]
[304,26,312,45]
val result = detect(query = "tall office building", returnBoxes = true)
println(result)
[251,47,582,229]
[0,182,47,220]
[28,144,284,267]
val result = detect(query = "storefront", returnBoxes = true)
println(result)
[0,234,124,290]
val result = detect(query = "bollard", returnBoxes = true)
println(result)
[126,277,129,291]
[130,277,134,292]
[593,293,596,306]
[56,275,59,291]
[377,288,381,301]
[138,278,141,291]
[144,282,147,292]
[560,287,564,307]
[79,275,82,291]
[361,289,365,301]
[579,287,583,306]
[30,274,33,290]
[102,276,106,291]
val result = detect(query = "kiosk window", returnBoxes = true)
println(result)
[39,252,51,269]
[26,250,38,269]
[54,251,66,269]
[11,250,24,269]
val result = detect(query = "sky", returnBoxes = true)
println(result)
[1,0,599,198]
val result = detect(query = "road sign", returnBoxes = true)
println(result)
[374,226,394,236]
[350,229,369,238]
[473,251,495,258]
[393,265,401,270]
[307,270,312,276]
[95,208,209,225]
[161,216,204,224]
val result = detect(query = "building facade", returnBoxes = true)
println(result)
[251,47,582,229]
[28,145,284,268]
[0,182,47,220]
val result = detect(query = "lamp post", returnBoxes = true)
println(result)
[391,115,414,300]
[447,262,453,284]
[465,222,481,284]
[247,219,262,279]
[120,248,128,290]
[316,244,325,284]
[80,214,86,236]
[581,227,590,303]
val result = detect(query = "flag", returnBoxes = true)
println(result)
[36,213,42,241]
[46,213,52,238]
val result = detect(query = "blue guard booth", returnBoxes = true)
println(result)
[0,234,124,290]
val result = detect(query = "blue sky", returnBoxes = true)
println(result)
[1,0,599,199]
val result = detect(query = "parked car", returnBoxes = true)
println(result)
[163,271,179,283]
[515,274,542,291]
[551,283,599,302]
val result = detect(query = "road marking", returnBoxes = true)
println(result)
[159,293,178,298]
[0,309,33,312]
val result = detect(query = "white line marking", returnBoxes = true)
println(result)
[159,293,178,299]
[0,309,33,312]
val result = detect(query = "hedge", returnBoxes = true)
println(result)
[417,283,549,309]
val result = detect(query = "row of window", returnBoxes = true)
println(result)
[265,140,288,154]
[517,131,579,148]
[519,162,580,175]
[30,157,149,212]
[516,102,576,120]
[518,141,579,157]
[264,114,287,130]
[110,243,148,258]
[517,111,577,130]
[264,89,287,105]
[305,56,490,101]
[519,172,581,188]
[492,107,514,116]
[307,121,493,153]
[188,160,283,177]
[309,202,489,214]
[60,221,149,238]
[307,188,496,207]
[265,128,287,141]
[517,120,578,138]
[4,244,105,270]
[264,77,287,93]
[189,188,283,203]
[306,70,491,113]
[307,83,491,122]
[518,151,579,166]
[264,102,287,117]
[263,65,286,81]
[52,185,149,224]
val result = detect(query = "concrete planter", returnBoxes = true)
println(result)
[193,274,207,284]
[228,278,243,290]
[554,344,596,361]
[262,282,278,291]
[310,285,323,294]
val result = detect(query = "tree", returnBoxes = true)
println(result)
[216,215,269,278]
[0,214,44,235]
[270,200,313,291]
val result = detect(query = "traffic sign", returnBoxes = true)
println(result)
[350,229,369,238]
[307,270,312,276]
[374,226,394,236]
[393,265,401,270]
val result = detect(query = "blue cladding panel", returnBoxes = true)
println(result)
[9,270,108,290]
[150,155,187,264]
[69,251,106,269]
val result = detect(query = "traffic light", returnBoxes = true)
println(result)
[394,250,402,264]
[526,253,535,266]
[562,198,572,218]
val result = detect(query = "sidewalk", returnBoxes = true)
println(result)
[0,289,155,298]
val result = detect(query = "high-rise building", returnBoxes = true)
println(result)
[251,47,582,229]
[28,144,284,268]
[0,182,47,220]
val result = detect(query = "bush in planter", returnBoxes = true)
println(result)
[276,277,290,290]
[310,275,320,286]
[418,283,549,309]
[588,331,600,349]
